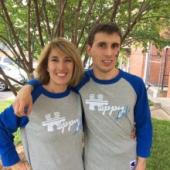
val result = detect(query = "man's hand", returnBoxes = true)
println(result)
[130,127,136,139]
[11,161,31,170]
[13,85,33,116]
[135,157,146,170]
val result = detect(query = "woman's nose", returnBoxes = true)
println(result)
[58,61,66,70]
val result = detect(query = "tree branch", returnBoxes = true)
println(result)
[110,0,121,22]
[33,0,44,47]
[53,0,67,38]
[27,0,33,73]
[42,0,52,39]
[77,0,96,45]
[0,35,19,58]
[122,1,151,43]
[80,39,88,56]
[0,35,28,71]
[0,0,27,64]
[72,0,83,45]
[127,0,132,28]
[0,67,17,95]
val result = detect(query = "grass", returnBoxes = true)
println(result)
[0,100,170,169]
[147,119,170,170]
[149,99,154,106]
[0,99,13,111]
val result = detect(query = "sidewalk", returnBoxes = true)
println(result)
[149,95,170,121]
[0,91,15,101]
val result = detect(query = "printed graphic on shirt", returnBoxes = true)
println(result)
[42,112,81,133]
[130,160,136,170]
[85,93,129,119]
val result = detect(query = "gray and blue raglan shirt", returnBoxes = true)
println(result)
[0,86,83,170]
[76,69,152,170]
[5,69,152,170]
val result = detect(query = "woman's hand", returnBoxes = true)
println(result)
[13,85,33,116]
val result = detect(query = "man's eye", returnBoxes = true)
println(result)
[98,43,106,48]
[112,43,119,48]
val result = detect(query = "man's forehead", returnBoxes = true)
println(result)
[94,32,121,43]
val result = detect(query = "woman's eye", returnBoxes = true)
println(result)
[65,60,72,63]
[51,58,58,62]
[65,58,72,62]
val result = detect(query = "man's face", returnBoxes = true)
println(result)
[87,32,121,79]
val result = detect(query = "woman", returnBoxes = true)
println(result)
[0,38,84,170]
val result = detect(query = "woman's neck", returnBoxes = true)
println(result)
[43,83,67,93]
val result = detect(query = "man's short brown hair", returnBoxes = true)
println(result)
[87,23,122,46]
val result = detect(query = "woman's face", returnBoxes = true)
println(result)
[47,48,74,91]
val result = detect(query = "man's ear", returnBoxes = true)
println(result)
[86,45,92,56]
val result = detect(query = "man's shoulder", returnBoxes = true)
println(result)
[120,70,146,94]
[120,70,144,84]
[74,69,91,91]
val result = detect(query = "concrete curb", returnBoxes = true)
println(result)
[149,95,170,121]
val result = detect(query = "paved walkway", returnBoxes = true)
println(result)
[149,95,170,121]
[0,91,15,101]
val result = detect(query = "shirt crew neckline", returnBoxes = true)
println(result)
[89,69,123,84]
[39,85,71,98]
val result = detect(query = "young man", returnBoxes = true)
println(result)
[13,23,152,170]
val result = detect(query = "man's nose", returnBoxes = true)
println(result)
[105,47,113,56]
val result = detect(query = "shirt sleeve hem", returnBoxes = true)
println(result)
[1,149,20,167]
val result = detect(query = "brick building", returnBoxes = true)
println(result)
[126,44,170,97]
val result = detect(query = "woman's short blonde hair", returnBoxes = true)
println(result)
[35,38,83,87]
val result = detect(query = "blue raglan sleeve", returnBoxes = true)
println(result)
[134,79,152,158]
[0,106,29,167]
[27,79,41,89]
[122,71,152,158]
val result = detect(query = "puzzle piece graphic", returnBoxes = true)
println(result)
[42,112,65,132]
[85,94,108,111]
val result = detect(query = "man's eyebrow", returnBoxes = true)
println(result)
[97,41,107,45]
[97,41,106,43]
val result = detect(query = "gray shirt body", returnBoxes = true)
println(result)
[21,86,83,170]
[79,71,137,170]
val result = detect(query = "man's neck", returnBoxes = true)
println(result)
[93,68,119,80]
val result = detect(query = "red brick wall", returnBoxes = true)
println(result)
[167,73,170,97]
[147,45,162,85]
[129,47,145,78]
[163,48,170,86]
[129,45,170,87]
